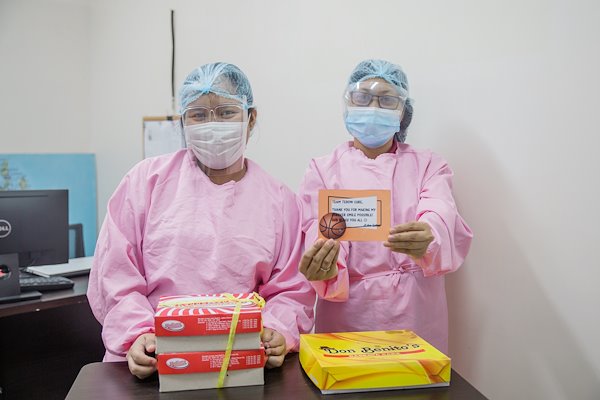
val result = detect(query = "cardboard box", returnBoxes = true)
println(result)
[154,293,266,392]
[155,293,263,353]
[299,330,451,394]
[157,349,265,392]
[156,332,261,354]
[155,294,262,336]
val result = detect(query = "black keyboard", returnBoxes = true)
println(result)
[19,272,74,292]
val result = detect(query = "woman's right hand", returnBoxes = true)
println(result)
[299,239,340,281]
[126,333,157,379]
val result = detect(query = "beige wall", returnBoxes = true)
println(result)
[2,0,600,398]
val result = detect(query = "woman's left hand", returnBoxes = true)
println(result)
[261,328,288,368]
[384,221,434,259]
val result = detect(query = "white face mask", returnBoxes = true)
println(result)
[184,121,248,170]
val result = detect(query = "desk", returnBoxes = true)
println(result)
[0,275,89,318]
[66,354,488,400]
[0,275,105,400]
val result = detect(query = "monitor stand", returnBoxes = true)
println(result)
[0,253,43,304]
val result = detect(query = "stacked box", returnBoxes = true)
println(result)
[155,293,265,392]
[299,330,451,394]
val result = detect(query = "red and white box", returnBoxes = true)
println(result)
[154,293,266,392]
[157,349,266,392]
[155,293,263,353]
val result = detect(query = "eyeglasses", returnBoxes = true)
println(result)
[348,91,404,110]
[182,104,245,125]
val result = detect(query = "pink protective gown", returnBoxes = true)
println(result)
[299,141,473,354]
[88,149,315,361]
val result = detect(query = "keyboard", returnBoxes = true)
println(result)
[19,271,75,292]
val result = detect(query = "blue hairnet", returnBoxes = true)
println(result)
[179,62,254,112]
[348,59,409,97]
[347,59,413,142]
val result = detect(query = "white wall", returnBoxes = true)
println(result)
[3,0,600,398]
[0,0,91,152]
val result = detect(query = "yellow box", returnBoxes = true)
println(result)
[299,330,450,394]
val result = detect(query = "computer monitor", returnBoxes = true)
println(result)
[0,190,69,267]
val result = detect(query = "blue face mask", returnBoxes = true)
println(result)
[344,107,401,148]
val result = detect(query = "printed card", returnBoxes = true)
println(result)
[318,189,391,241]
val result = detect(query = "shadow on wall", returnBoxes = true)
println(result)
[440,125,598,400]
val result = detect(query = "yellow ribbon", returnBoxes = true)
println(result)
[216,293,265,389]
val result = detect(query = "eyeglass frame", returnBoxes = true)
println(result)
[346,90,406,110]
[181,103,248,126]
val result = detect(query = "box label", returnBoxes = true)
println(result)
[158,349,265,375]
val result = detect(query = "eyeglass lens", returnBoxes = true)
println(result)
[183,105,244,125]
[350,91,402,109]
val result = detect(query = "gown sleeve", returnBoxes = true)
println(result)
[258,188,316,352]
[87,164,155,361]
[413,152,473,277]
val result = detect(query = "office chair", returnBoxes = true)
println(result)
[69,223,85,258]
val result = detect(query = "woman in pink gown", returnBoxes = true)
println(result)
[88,63,315,378]
[298,59,472,354]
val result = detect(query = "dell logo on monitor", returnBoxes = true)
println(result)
[0,220,11,239]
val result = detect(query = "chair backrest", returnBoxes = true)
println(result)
[69,223,85,258]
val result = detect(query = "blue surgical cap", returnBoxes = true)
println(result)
[347,59,413,142]
[348,59,409,98]
[179,62,254,112]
